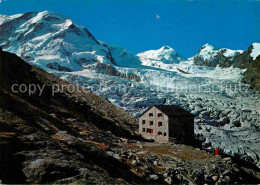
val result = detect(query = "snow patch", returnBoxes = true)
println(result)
[222,48,243,58]
[250,43,260,60]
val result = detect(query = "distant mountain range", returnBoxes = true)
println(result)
[0,11,259,90]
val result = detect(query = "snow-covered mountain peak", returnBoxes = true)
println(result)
[197,43,218,60]
[26,11,69,24]
[157,45,178,57]
[161,45,171,49]
[160,45,174,50]
[30,11,87,32]
[30,11,54,23]
[198,43,244,59]
[137,45,184,67]
[0,11,116,71]
[201,43,216,50]
[193,43,245,67]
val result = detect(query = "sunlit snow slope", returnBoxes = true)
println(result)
[0,11,116,72]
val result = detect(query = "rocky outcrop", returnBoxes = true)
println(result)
[89,62,140,82]
[243,55,260,91]
[46,62,72,72]
[193,44,243,68]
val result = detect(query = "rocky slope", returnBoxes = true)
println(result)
[0,48,145,184]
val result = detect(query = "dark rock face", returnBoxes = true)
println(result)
[243,55,260,91]
[90,62,140,82]
[46,62,72,72]
[232,45,253,68]
[193,44,260,91]
[193,44,242,68]
[193,49,239,68]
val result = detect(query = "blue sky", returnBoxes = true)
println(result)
[0,0,260,57]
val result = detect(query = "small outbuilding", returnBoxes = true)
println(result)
[138,105,194,143]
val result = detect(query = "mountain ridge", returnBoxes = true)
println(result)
[192,42,260,91]
[0,11,116,71]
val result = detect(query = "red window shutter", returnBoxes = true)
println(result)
[146,128,149,133]
[151,129,154,134]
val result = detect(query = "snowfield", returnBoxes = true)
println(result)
[0,11,260,168]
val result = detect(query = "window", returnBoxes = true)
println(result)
[158,132,162,135]
[142,128,145,132]
[157,113,162,117]
[142,120,145,125]
[158,122,162,127]
[164,133,167,137]
[149,113,153,117]
[150,121,153,125]
[146,128,153,134]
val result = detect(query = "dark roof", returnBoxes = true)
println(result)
[139,105,194,118]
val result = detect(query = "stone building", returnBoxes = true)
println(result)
[139,105,194,143]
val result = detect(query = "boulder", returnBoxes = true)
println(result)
[212,175,218,182]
